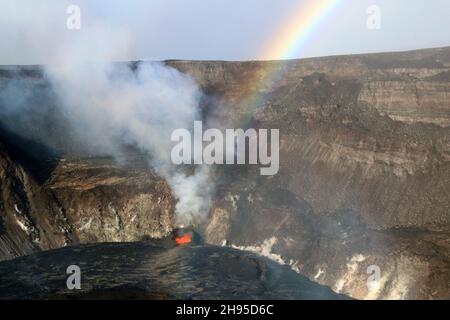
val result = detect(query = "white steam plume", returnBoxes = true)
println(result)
[0,2,214,226]
[46,60,212,225]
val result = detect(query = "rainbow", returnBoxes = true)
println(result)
[259,0,343,61]
[236,0,344,126]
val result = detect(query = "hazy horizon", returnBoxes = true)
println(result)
[1,0,450,65]
[2,44,450,67]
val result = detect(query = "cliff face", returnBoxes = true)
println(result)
[0,142,175,260]
[168,47,450,299]
[46,157,174,243]
[358,80,450,127]
[0,143,66,259]
[0,47,450,299]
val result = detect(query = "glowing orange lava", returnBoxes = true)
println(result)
[175,233,192,245]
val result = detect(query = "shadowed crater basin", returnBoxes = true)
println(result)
[0,240,349,300]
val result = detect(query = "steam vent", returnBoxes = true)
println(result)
[1,45,450,301]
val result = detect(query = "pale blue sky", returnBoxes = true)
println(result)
[1,0,450,64]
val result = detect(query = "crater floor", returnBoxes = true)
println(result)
[0,240,348,300]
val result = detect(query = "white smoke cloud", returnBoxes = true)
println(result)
[45,59,213,225]
[0,1,214,226]
[170,165,213,226]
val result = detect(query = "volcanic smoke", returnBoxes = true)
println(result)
[0,13,214,227]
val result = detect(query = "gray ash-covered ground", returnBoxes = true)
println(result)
[0,239,348,300]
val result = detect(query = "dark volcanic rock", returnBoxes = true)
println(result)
[0,141,176,261]
[46,156,175,243]
[0,241,348,300]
